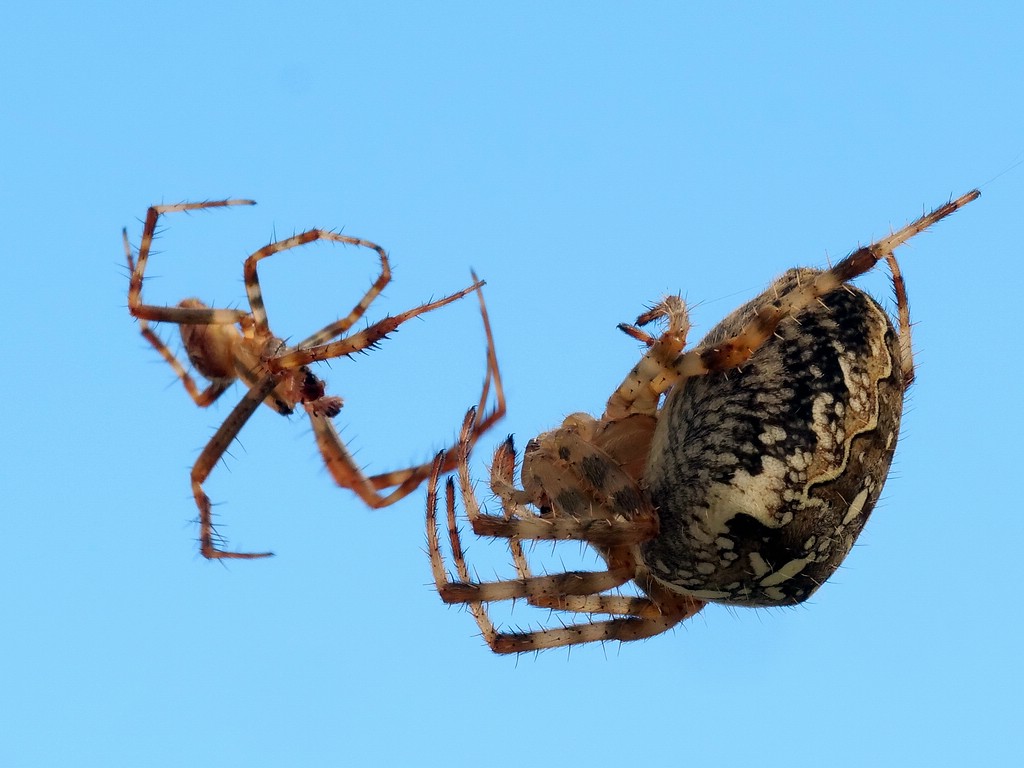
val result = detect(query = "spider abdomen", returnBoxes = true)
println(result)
[643,269,904,606]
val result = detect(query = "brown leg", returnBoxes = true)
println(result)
[604,190,978,418]
[427,461,704,652]
[269,281,484,370]
[125,200,254,326]
[190,376,279,559]
[883,251,915,388]
[240,229,391,339]
[300,280,505,507]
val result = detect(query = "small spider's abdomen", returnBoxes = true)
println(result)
[643,269,904,606]
[178,298,243,382]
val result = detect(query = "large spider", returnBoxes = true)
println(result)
[428,190,979,653]
[125,199,504,560]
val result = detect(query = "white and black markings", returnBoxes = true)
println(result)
[428,190,979,653]
[644,269,903,605]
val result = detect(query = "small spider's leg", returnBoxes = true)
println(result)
[124,227,240,405]
[125,201,254,326]
[308,426,486,511]
[267,280,485,370]
[303,283,505,509]
[135,318,233,407]
[465,274,507,447]
[191,375,278,559]
[884,250,915,388]
[308,411,468,508]
[238,230,393,346]
[241,230,379,337]
[298,236,391,347]
[388,277,507,490]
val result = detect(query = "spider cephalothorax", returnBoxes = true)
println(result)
[125,199,504,560]
[428,190,978,653]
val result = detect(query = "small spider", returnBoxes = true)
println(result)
[427,190,979,653]
[125,199,504,560]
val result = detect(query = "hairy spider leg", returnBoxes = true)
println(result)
[605,189,979,420]
[306,276,506,508]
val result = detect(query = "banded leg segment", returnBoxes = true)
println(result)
[241,230,391,341]
[307,279,505,507]
[190,376,279,559]
[427,454,704,653]
[883,251,915,387]
[125,200,254,326]
[269,281,486,371]
[605,189,979,419]
[124,223,242,406]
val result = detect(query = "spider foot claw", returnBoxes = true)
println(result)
[201,545,275,560]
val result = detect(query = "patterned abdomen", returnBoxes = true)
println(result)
[643,269,905,606]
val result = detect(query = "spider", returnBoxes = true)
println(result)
[427,190,979,653]
[125,199,504,560]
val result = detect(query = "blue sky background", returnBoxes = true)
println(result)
[3,3,1022,766]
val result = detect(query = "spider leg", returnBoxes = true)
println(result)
[488,431,533,583]
[427,458,645,653]
[240,230,394,340]
[501,570,704,646]
[476,593,703,653]
[465,272,507,447]
[426,406,702,652]
[427,457,703,652]
[486,439,675,617]
[305,280,505,507]
[605,295,690,419]
[190,375,278,559]
[124,229,244,407]
[605,189,979,417]
[136,318,233,407]
[429,452,636,605]
[465,438,659,546]
[453,408,658,545]
[884,250,915,387]
[125,201,254,326]
[294,236,389,348]
[267,281,484,370]
[687,189,978,377]
[307,414,444,507]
